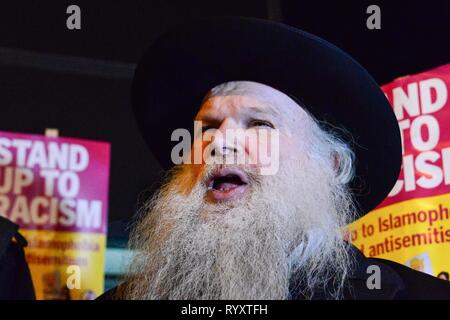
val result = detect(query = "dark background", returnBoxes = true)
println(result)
[0,0,448,243]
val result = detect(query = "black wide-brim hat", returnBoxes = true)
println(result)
[132,16,402,219]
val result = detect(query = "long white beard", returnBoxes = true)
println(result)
[119,158,356,300]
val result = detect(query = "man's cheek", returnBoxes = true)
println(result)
[279,135,308,162]
[249,130,280,175]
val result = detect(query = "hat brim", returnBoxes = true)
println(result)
[132,17,402,218]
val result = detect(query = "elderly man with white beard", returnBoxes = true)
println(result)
[99,17,450,300]
[121,80,355,300]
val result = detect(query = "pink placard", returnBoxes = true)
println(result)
[0,130,110,234]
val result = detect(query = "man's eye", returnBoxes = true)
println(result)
[249,119,274,129]
[201,126,215,133]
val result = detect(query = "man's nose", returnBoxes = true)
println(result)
[210,145,238,157]
[210,119,242,157]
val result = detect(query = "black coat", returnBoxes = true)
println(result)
[0,217,36,300]
[293,244,450,300]
[98,244,450,300]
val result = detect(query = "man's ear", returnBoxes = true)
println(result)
[332,151,340,173]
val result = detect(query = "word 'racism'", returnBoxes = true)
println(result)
[0,138,102,231]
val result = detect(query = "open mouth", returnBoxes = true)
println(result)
[206,167,249,201]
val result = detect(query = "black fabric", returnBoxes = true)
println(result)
[0,216,19,258]
[371,257,450,300]
[97,244,450,300]
[97,286,117,300]
[0,217,36,300]
[305,245,450,300]
[131,16,402,218]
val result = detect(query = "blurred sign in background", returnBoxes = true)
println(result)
[0,130,110,299]
[350,64,450,280]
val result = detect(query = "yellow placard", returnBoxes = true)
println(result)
[349,193,450,276]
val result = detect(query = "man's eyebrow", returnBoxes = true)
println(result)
[194,113,220,125]
[246,105,280,117]
[194,103,280,123]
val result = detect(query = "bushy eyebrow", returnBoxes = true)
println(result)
[246,105,280,118]
[195,103,280,124]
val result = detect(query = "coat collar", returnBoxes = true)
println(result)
[344,244,405,300]
[289,243,405,300]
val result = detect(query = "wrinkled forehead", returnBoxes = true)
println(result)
[207,81,286,100]
[196,81,309,122]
